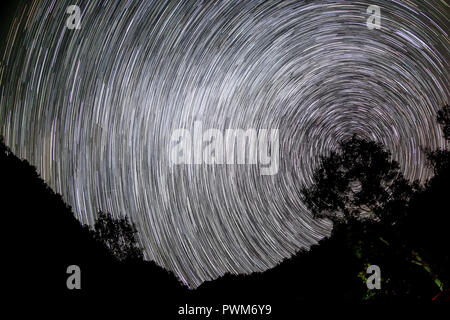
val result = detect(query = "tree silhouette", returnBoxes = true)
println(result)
[300,105,450,301]
[301,135,417,225]
[404,104,450,300]
[437,104,450,140]
[91,211,144,262]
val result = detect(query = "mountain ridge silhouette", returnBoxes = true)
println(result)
[2,134,448,311]
[1,136,363,305]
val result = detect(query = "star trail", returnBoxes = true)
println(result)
[0,0,448,288]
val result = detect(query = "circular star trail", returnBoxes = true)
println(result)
[0,0,448,287]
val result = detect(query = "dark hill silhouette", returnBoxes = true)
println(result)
[2,105,449,315]
[0,136,370,307]
[1,137,187,307]
[0,135,396,314]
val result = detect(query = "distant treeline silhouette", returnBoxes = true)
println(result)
[2,105,449,310]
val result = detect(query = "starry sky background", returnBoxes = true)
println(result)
[0,0,448,288]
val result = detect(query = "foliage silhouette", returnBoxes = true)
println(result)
[91,211,143,262]
[300,105,450,301]
[301,136,419,225]
[437,104,450,140]
[400,104,450,301]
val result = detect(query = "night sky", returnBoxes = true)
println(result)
[0,0,448,288]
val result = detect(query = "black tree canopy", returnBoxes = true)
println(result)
[301,135,417,225]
